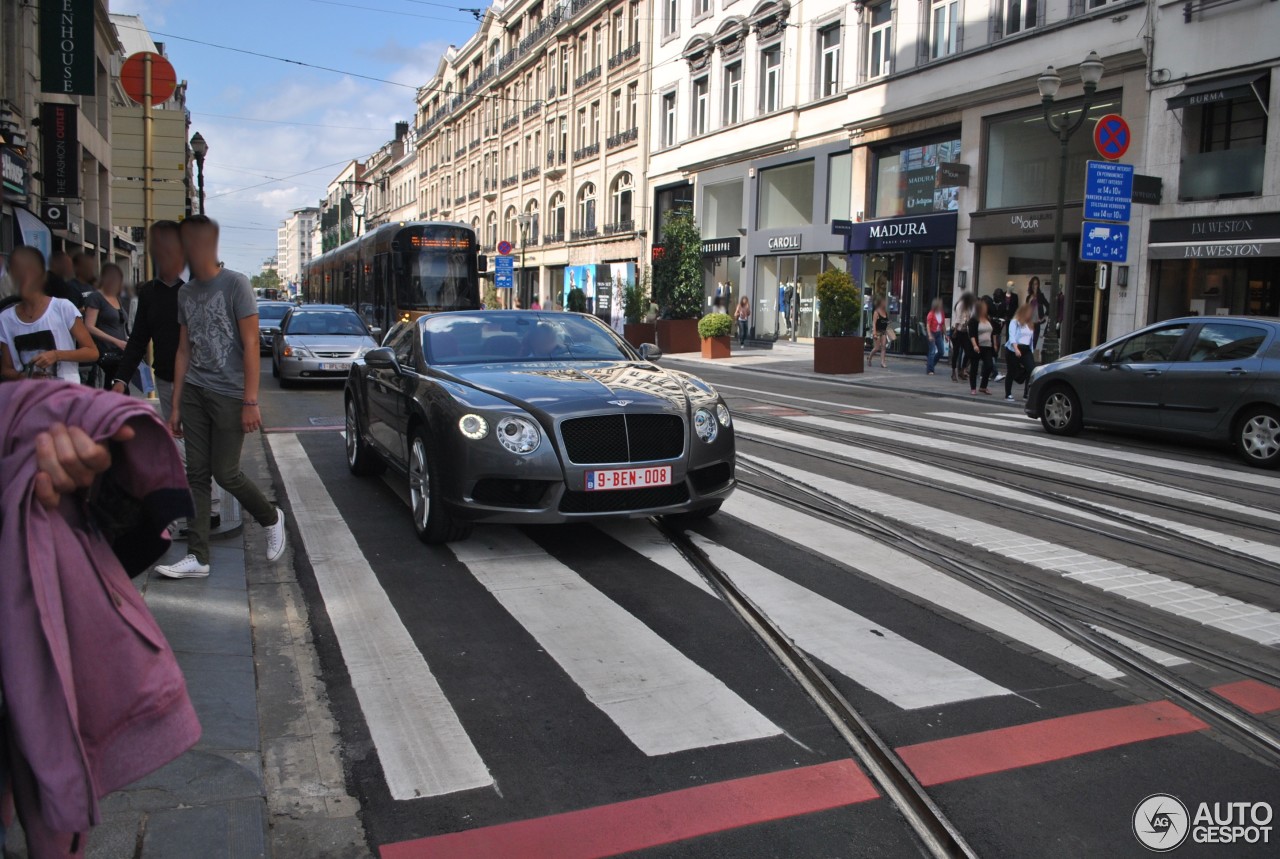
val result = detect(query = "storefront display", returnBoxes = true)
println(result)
[562,262,635,332]
[1148,213,1280,321]
[872,135,963,219]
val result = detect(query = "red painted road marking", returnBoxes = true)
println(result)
[379,759,878,859]
[1211,679,1280,714]
[841,408,875,416]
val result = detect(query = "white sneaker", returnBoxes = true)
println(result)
[157,554,210,579]
[265,507,287,562]
[1005,394,1015,401]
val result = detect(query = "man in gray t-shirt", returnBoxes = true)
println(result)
[176,267,257,398]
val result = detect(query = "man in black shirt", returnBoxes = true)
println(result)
[46,251,86,310]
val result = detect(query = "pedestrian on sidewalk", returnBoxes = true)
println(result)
[44,251,87,311]
[1004,303,1036,401]
[1027,276,1048,361]
[868,298,890,369]
[951,292,973,382]
[83,263,130,389]
[158,215,286,579]
[734,296,751,347]
[967,298,997,395]
[925,298,947,376]
[0,246,99,384]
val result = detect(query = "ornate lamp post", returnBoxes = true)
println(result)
[189,132,209,215]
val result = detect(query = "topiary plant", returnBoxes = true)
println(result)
[652,209,703,320]
[816,267,862,337]
[567,286,587,313]
[697,312,734,339]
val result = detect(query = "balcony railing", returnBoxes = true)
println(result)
[606,127,638,150]
[454,195,467,206]
[574,65,602,88]
[546,150,567,169]
[480,244,496,254]
[523,234,540,246]
[570,227,599,241]
[454,146,466,158]
[502,115,520,131]
[573,142,600,162]
[547,85,558,100]
[428,207,439,216]
[501,175,519,188]
[523,100,543,119]
[522,166,541,181]
[468,139,480,151]
[543,231,564,244]
[603,219,635,235]
[467,190,480,201]
[607,42,641,70]
[428,163,438,174]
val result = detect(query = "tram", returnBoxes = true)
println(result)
[302,221,486,334]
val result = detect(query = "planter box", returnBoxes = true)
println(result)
[623,322,656,348]
[700,336,731,359]
[814,336,864,375]
[656,318,701,354]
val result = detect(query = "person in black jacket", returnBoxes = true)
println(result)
[111,222,184,403]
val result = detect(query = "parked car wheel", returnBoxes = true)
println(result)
[1235,405,1280,469]
[1040,384,1083,436]
[408,425,471,544]
[345,397,385,477]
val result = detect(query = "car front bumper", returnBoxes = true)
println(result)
[278,354,358,380]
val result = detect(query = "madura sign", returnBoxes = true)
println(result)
[846,212,958,252]
[40,0,95,96]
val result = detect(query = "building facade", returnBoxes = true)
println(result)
[319,159,367,252]
[415,0,648,310]
[277,206,318,292]
[363,122,419,230]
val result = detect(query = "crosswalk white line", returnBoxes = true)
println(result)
[930,412,1038,429]
[743,454,1280,646]
[734,419,1140,533]
[719,493,1125,680]
[269,435,493,799]
[785,414,1274,524]
[597,520,720,598]
[450,528,781,755]
[875,413,1280,491]
[1073,499,1280,565]
[1091,627,1189,668]
[712,382,881,412]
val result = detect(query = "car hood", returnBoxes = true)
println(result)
[259,318,285,329]
[440,361,694,415]
[285,334,375,351]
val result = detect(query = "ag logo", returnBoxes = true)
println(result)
[1133,794,1190,852]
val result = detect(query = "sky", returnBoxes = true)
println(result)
[111,0,485,274]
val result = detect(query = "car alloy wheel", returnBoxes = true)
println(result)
[1044,391,1073,430]
[346,400,359,466]
[410,435,431,532]
[345,397,384,477]
[1239,410,1280,466]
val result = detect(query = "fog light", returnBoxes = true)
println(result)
[459,414,489,439]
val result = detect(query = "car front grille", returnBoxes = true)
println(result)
[559,482,690,514]
[314,350,355,359]
[471,478,553,508]
[559,413,684,465]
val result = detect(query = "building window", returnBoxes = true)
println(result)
[692,75,710,136]
[874,136,963,217]
[693,0,711,20]
[757,160,815,230]
[629,1,641,45]
[486,211,498,247]
[1002,0,1038,36]
[722,61,743,125]
[577,182,597,231]
[930,0,960,60]
[1180,83,1268,201]
[560,50,570,91]
[611,172,634,225]
[524,200,540,242]
[612,11,625,53]
[549,192,566,237]
[661,90,678,147]
[867,4,893,79]
[577,107,588,147]
[984,98,1117,209]
[610,89,623,136]
[504,206,519,244]
[828,151,852,221]
[590,100,600,143]
[628,83,639,129]
[760,45,782,113]
[663,0,678,37]
[817,24,841,97]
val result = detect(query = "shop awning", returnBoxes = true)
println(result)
[1166,73,1268,112]
[13,206,51,261]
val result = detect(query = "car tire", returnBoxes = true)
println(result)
[1235,405,1280,469]
[1039,384,1083,437]
[661,501,722,524]
[271,358,279,378]
[408,425,471,544]
[345,397,385,477]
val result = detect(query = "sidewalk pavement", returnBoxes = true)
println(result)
[663,340,1029,405]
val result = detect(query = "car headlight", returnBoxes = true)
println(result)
[496,416,541,454]
[458,414,489,439]
[694,408,718,443]
[1030,365,1047,383]
[283,344,312,358]
[716,403,731,427]
[355,346,372,357]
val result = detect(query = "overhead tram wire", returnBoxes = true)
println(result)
[304,0,476,21]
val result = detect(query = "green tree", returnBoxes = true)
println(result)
[251,268,282,294]
[652,209,703,320]
[815,267,861,337]
[622,266,652,324]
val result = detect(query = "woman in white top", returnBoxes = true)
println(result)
[1004,302,1037,400]
[0,245,98,383]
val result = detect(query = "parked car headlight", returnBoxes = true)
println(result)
[716,403,731,427]
[496,416,541,454]
[282,344,312,358]
[355,346,372,357]
[458,414,489,439]
[694,408,718,443]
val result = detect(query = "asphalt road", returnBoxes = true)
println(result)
[256,357,1280,859]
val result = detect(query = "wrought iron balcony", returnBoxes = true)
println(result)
[607,42,641,70]
[502,115,520,131]
[603,219,635,235]
[606,127,638,150]
[454,146,466,158]
[522,166,541,181]
[468,139,480,151]
[467,190,480,201]
[523,100,543,119]
[570,227,598,241]
[572,142,600,162]
[574,66,601,88]
[501,175,519,188]
[543,231,564,244]
[454,195,467,206]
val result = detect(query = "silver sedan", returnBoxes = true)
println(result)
[272,305,377,387]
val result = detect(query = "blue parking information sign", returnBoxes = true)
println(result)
[1080,221,1129,263]
[494,254,515,289]
[1084,160,1134,223]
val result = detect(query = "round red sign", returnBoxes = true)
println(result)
[121,52,178,107]
[1093,114,1131,161]
[497,240,514,256]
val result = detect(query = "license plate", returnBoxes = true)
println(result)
[585,466,672,491]
[319,362,351,372]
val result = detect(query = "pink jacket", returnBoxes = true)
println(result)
[0,381,199,853]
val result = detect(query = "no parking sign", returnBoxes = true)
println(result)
[1093,114,1131,161]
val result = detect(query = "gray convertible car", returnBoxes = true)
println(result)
[1026,316,1280,468]
[344,311,736,542]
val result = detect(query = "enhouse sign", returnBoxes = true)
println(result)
[40,0,96,96]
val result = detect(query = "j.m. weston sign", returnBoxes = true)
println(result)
[40,0,95,96]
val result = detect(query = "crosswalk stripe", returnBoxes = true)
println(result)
[268,434,493,799]
[1091,627,1189,667]
[719,493,1125,680]
[875,413,1280,491]
[1070,499,1280,565]
[449,527,781,755]
[596,520,720,598]
[734,419,1139,533]
[786,414,1274,523]
[742,454,1280,646]
[930,412,1038,429]
[712,382,881,412]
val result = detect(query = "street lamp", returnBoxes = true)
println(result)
[190,132,209,215]
[1038,51,1104,361]
[353,202,366,237]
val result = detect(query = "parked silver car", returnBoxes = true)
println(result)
[272,305,377,387]
[257,301,292,354]
[1026,316,1280,468]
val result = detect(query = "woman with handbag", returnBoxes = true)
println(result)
[1004,303,1036,401]
[950,292,973,382]
[83,264,130,389]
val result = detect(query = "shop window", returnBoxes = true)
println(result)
[760,44,783,113]
[828,152,852,222]
[661,91,678,148]
[873,135,962,218]
[691,75,710,136]
[983,97,1118,209]
[757,160,815,230]
[723,61,743,126]
[1179,85,1268,202]
[866,3,893,80]
[703,181,744,237]
[929,0,960,60]
[817,23,842,97]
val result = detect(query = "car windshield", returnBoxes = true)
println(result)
[422,312,632,365]
[285,312,368,337]
[258,304,290,321]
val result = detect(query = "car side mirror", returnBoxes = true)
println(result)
[1099,348,1116,367]
[364,347,398,370]
[639,343,662,362]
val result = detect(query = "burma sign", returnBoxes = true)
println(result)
[41,0,96,95]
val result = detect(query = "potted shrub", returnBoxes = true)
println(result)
[652,209,703,353]
[814,267,864,374]
[566,286,587,313]
[622,268,656,347]
[698,312,733,359]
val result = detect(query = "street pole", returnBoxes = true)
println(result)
[143,53,154,278]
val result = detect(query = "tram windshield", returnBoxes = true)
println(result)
[397,227,480,312]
